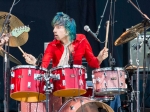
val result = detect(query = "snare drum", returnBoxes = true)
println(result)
[10,65,47,102]
[50,65,87,97]
[58,97,114,112]
[92,67,127,95]
[83,81,114,102]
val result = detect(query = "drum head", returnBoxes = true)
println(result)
[76,102,113,112]
[59,97,114,112]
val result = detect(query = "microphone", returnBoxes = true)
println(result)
[36,53,43,69]
[84,25,100,42]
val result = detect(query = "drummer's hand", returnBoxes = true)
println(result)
[0,33,9,46]
[23,53,37,65]
[97,47,108,64]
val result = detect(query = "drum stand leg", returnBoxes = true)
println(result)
[45,77,53,112]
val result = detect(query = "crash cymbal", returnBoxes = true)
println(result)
[125,65,144,70]
[0,11,29,47]
[0,48,21,65]
[115,20,150,46]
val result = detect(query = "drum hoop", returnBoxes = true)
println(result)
[50,64,86,71]
[92,67,124,73]
[11,65,47,71]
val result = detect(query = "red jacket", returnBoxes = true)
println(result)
[41,34,100,68]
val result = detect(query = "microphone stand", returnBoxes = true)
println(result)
[0,1,17,112]
[95,0,109,36]
[127,0,150,112]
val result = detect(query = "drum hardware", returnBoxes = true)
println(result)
[43,73,53,112]
[34,74,43,80]
[10,84,14,90]
[27,82,31,88]
[62,80,66,86]
[62,69,65,75]
[104,72,107,77]
[28,69,31,76]
[49,73,60,80]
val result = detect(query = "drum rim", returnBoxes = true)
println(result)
[50,64,86,71]
[11,65,47,71]
[92,67,124,73]
[58,97,114,112]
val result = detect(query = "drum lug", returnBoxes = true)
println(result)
[96,77,101,83]
[92,74,95,78]
[62,69,65,76]
[28,69,31,76]
[125,74,127,79]
[120,82,123,87]
[28,82,31,88]
[120,72,122,77]
[70,105,75,110]
[85,73,87,79]
[104,81,107,87]
[104,71,107,77]
[93,79,96,84]
[62,80,66,86]
[10,84,14,90]
[79,79,83,86]
[79,69,82,75]
[11,71,15,77]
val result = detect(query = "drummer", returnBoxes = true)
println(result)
[23,12,108,69]
[22,12,109,111]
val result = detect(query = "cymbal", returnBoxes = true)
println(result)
[0,48,21,65]
[125,65,144,70]
[0,11,29,47]
[115,20,150,46]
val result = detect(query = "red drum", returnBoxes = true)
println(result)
[58,97,114,112]
[50,65,87,97]
[92,67,127,95]
[10,65,47,102]
[83,81,114,102]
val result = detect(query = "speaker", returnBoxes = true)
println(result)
[128,32,150,67]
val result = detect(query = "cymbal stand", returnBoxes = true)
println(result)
[127,0,150,112]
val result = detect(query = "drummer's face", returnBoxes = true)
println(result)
[53,25,68,41]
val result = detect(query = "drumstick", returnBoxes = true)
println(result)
[18,46,25,54]
[105,20,110,48]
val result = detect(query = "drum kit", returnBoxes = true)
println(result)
[0,5,150,112]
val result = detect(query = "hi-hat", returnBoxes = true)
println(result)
[0,48,21,65]
[0,11,29,47]
[115,20,150,46]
